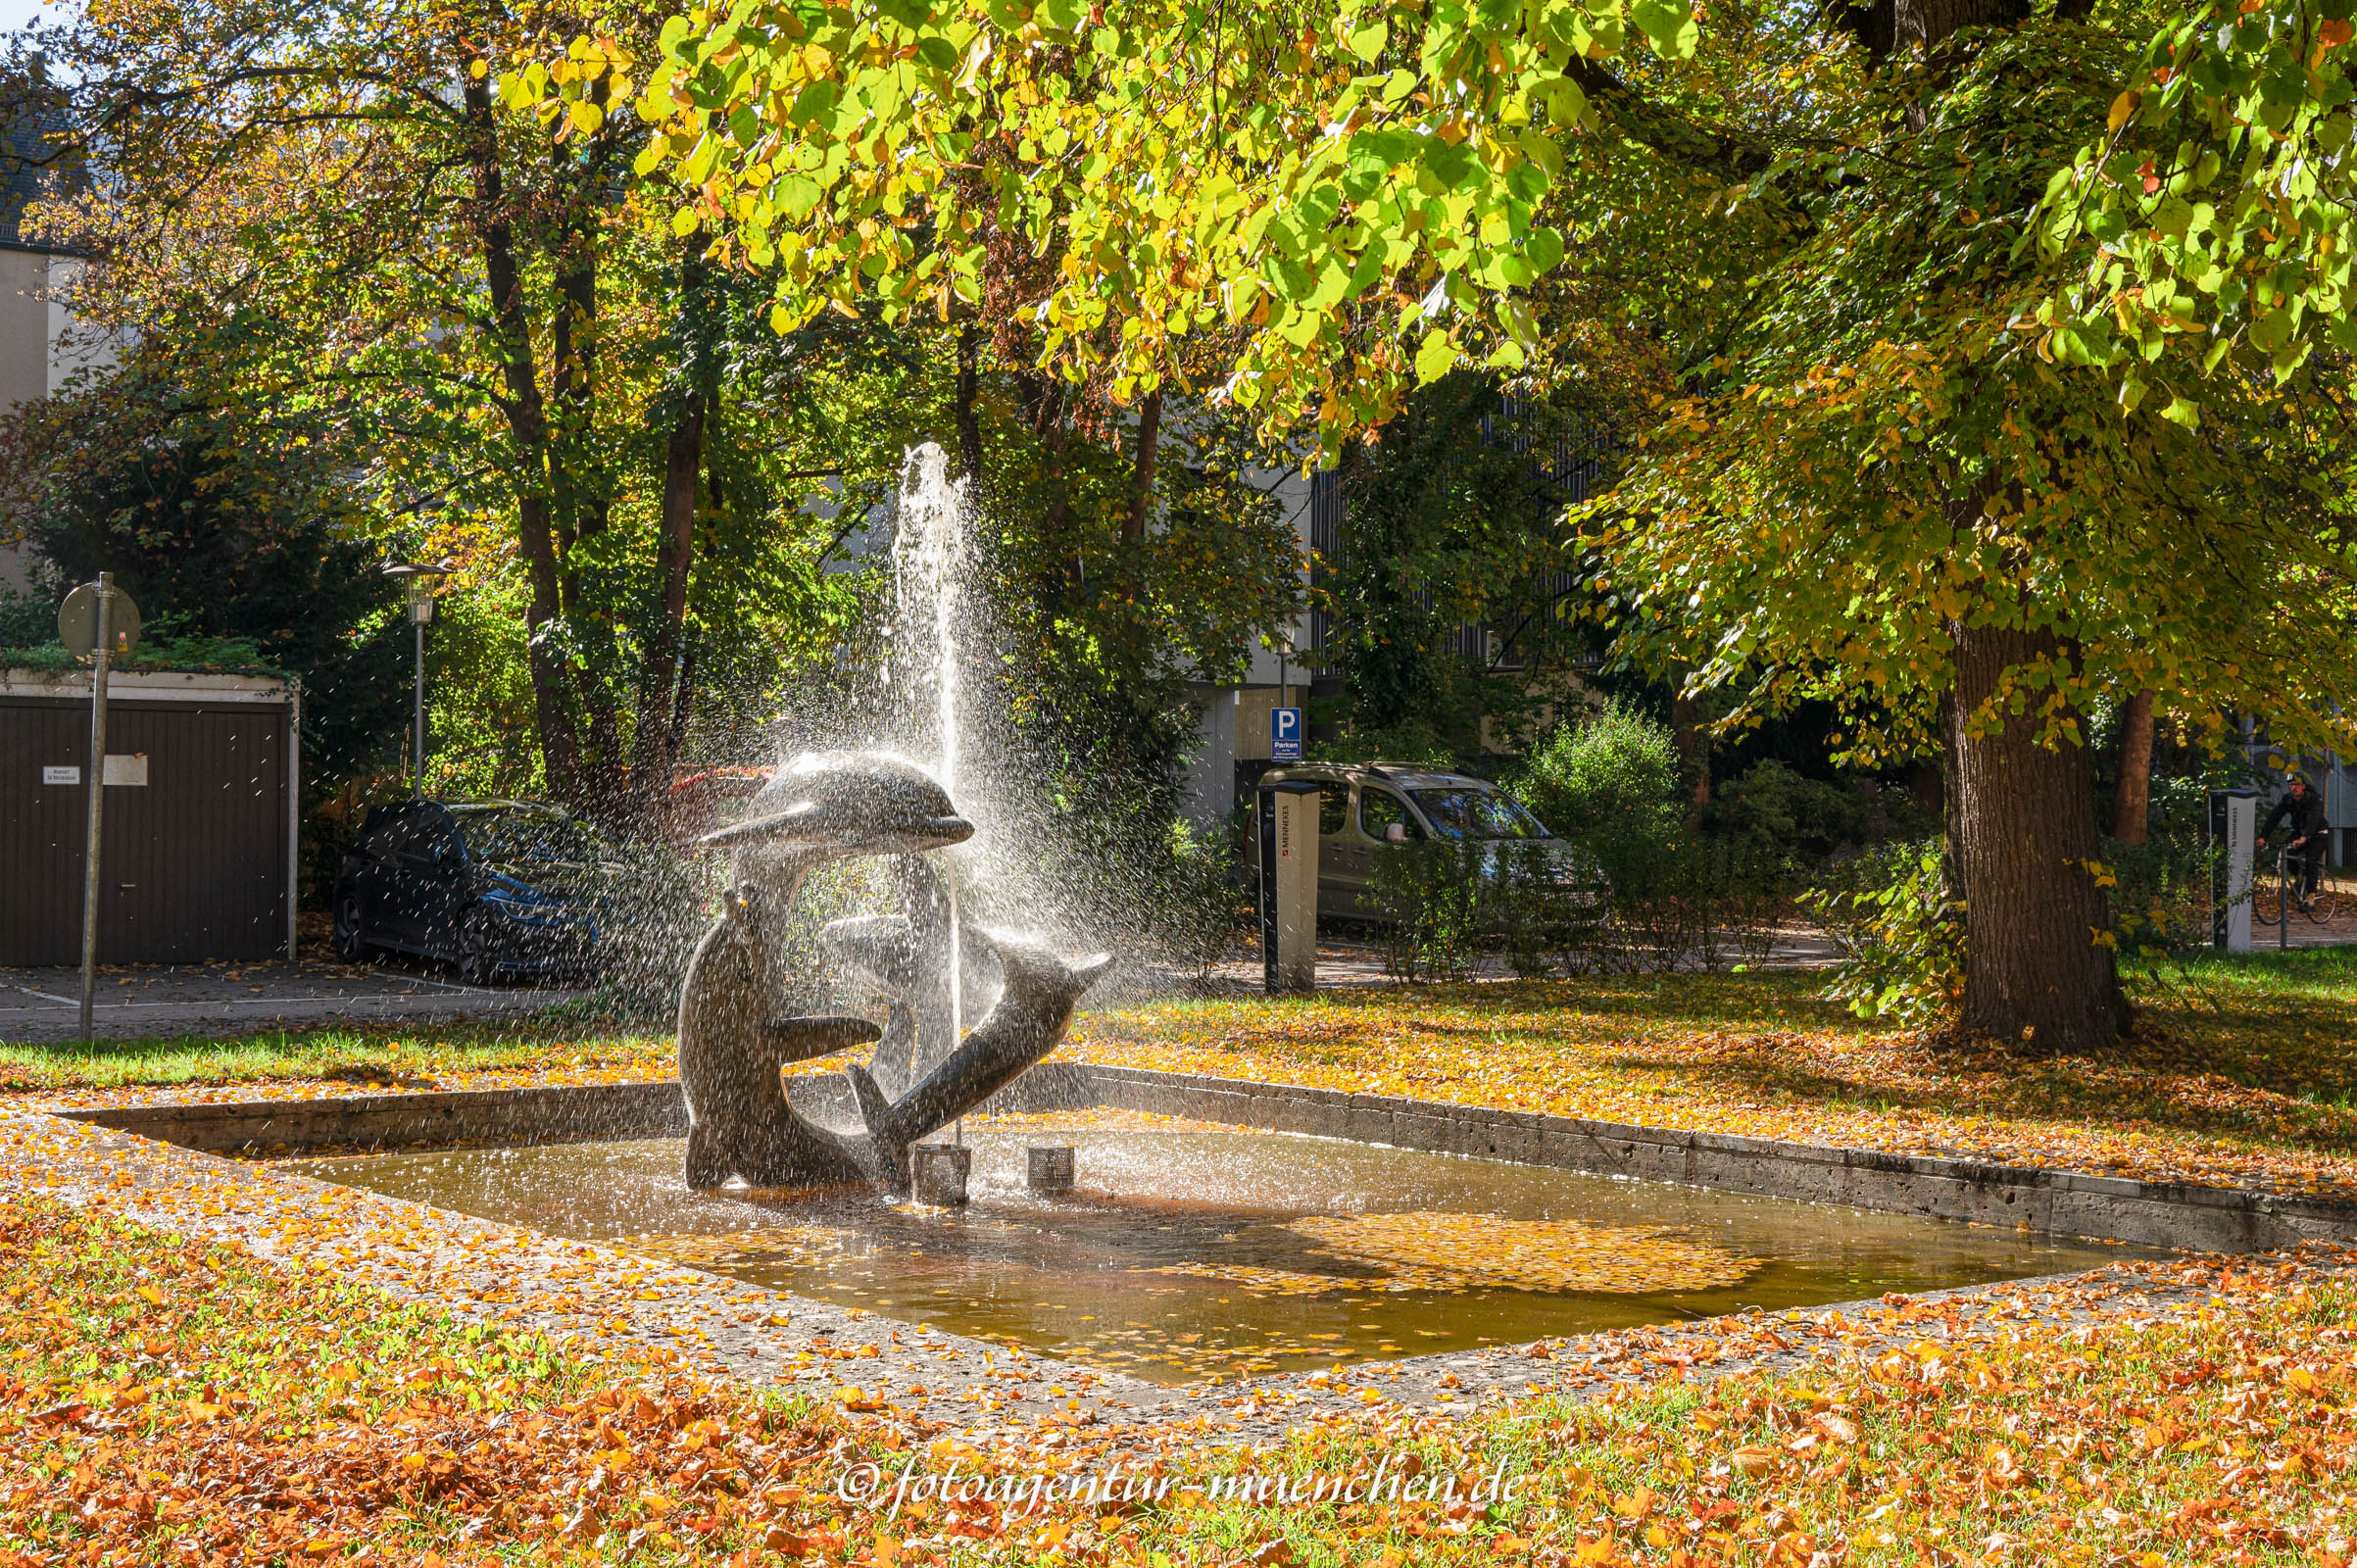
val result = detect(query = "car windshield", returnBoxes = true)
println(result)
[462,808,607,866]
[1408,788,1549,842]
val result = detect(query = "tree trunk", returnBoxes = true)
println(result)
[954,321,983,487]
[1948,617,2121,1052]
[628,392,705,832]
[462,73,579,806]
[1124,388,1162,542]
[552,236,624,819]
[2111,688,2154,845]
[1669,672,1710,813]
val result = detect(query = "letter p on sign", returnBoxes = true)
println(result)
[1271,707,1303,762]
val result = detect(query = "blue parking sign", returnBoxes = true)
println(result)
[1270,707,1303,761]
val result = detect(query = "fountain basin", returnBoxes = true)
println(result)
[283,1110,2148,1387]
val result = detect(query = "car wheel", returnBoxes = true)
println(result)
[457,912,501,987]
[332,891,369,963]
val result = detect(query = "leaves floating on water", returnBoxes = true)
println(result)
[615,1226,850,1270]
[1284,1211,1759,1296]
[1135,1261,1388,1297]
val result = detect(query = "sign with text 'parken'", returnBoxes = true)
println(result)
[1271,707,1303,762]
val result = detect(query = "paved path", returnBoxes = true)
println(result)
[0,957,588,1044]
[1190,925,1845,991]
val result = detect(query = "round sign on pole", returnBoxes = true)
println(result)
[58,583,140,661]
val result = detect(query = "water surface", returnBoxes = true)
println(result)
[287,1112,2145,1385]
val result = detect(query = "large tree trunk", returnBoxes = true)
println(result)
[1949,617,2122,1052]
[2111,688,2154,845]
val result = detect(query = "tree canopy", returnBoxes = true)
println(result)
[516,0,2357,1048]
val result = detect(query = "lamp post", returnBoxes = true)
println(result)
[383,562,452,799]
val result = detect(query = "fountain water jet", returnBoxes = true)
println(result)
[672,447,1106,1197]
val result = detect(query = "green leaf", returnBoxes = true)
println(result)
[776,174,823,220]
[1630,0,1697,59]
[1349,20,1390,62]
[1414,328,1460,383]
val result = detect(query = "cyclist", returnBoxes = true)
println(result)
[2259,773,2331,912]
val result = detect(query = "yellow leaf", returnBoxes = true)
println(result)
[2108,90,2140,131]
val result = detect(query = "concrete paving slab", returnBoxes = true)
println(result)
[0,957,589,1044]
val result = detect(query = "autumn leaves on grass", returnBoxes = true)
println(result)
[10,1189,2357,1566]
[1071,968,2357,1201]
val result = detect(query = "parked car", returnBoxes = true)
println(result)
[1256,761,1604,920]
[332,799,615,981]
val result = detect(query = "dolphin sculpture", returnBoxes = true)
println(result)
[676,752,972,1190]
[821,901,1000,1096]
[844,927,1110,1186]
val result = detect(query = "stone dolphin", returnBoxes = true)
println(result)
[676,752,972,1190]
[843,927,1110,1186]
[821,904,1001,1096]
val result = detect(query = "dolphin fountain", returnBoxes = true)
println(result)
[675,749,1107,1195]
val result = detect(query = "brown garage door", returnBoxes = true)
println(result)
[1,697,288,964]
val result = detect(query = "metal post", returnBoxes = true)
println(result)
[78,573,114,1041]
[285,677,302,959]
[2282,848,2292,952]
[413,614,426,799]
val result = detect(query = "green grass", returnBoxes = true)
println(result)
[0,1020,672,1094]
[5,945,2350,1113]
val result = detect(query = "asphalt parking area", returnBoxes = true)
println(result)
[0,957,587,1044]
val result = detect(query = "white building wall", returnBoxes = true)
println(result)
[0,251,115,595]
[0,248,50,593]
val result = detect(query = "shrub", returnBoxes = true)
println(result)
[1307,719,1453,768]
[1516,703,1682,854]
[1147,816,1249,982]
[1800,838,1964,1025]
[1706,760,1876,862]
[2098,833,2221,1012]
[1489,841,1612,977]
[1364,839,1487,981]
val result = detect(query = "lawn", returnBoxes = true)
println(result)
[1071,949,2357,1200]
[6,1194,2354,1566]
[8,956,2357,1562]
[7,949,2356,1200]
[0,1021,675,1101]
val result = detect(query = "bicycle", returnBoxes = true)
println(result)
[2252,840,2341,926]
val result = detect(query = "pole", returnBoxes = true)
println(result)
[412,613,426,799]
[78,572,114,1042]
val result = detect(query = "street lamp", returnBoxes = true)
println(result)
[383,561,453,800]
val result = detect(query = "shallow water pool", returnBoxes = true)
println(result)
[286,1110,2145,1385]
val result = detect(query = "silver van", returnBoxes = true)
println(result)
[1258,761,1602,920]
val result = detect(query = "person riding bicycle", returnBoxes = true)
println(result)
[2259,773,2330,911]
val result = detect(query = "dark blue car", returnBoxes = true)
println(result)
[332,800,610,982]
